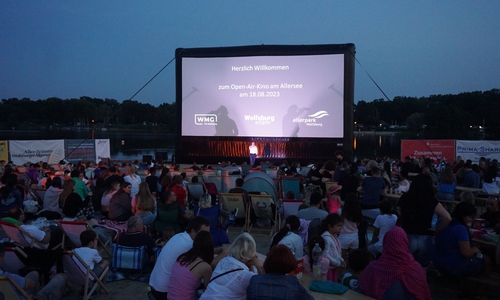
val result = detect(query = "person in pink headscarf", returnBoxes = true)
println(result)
[357,226,431,300]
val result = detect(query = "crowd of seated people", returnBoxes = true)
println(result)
[2,154,500,299]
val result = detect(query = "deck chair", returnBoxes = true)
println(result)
[1,246,27,272]
[111,244,147,275]
[206,175,222,193]
[64,250,110,300]
[281,198,304,220]
[0,220,57,249]
[280,176,302,199]
[186,182,206,201]
[31,188,46,203]
[0,275,32,300]
[248,194,281,236]
[57,220,111,256]
[219,193,248,232]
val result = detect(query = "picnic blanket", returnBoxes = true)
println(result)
[97,219,149,241]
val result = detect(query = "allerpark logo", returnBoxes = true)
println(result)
[292,110,329,127]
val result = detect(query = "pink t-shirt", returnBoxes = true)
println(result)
[167,260,203,300]
[326,195,341,214]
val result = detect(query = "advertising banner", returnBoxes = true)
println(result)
[456,140,500,164]
[9,140,65,165]
[0,140,8,162]
[401,140,455,164]
[65,139,96,164]
[95,139,111,163]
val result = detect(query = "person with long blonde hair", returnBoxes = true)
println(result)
[132,182,157,225]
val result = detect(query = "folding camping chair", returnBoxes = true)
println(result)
[111,244,147,276]
[57,220,111,257]
[0,220,60,250]
[0,275,32,300]
[248,194,281,236]
[63,250,110,300]
[219,193,249,232]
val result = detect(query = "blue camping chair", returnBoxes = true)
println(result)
[193,204,235,247]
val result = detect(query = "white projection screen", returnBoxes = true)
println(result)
[175,44,355,162]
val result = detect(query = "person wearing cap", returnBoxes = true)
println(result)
[326,184,342,214]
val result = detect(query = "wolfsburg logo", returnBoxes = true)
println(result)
[308,111,329,118]
[195,114,217,125]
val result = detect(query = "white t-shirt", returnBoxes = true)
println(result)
[20,224,49,249]
[149,231,193,293]
[373,214,398,248]
[274,232,304,260]
[200,256,256,300]
[74,247,102,270]
[249,145,258,154]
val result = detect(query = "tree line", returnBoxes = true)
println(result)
[354,88,500,139]
[0,97,176,132]
[1,88,499,137]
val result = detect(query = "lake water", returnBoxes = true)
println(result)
[0,129,408,161]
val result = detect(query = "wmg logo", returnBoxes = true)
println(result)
[308,111,329,119]
[195,114,217,125]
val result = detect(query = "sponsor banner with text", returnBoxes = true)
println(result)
[401,140,455,164]
[9,140,65,165]
[0,140,8,162]
[95,139,111,163]
[65,139,96,164]
[456,140,500,164]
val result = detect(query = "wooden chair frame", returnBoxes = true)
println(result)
[248,194,281,236]
[57,220,111,257]
[0,275,32,300]
[64,250,110,300]
[0,220,61,250]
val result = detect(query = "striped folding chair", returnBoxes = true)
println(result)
[111,244,147,275]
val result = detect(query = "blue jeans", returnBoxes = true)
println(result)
[139,211,157,226]
[407,234,434,268]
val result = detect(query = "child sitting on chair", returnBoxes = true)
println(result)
[74,230,109,283]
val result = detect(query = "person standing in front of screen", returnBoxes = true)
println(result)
[249,142,258,166]
[211,105,238,136]
[282,105,309,137]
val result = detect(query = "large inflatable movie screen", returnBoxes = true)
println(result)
[176,44,354,139]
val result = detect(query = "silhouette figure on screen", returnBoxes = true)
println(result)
[210,105,239,136]
[282,105,309,137]
[264,143,271,158]
[249,142,258,166]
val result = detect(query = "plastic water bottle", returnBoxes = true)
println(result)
[312,243,322,281]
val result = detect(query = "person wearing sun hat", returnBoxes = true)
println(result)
[326,184,342,214]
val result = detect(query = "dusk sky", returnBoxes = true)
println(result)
[1,1,499,107]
